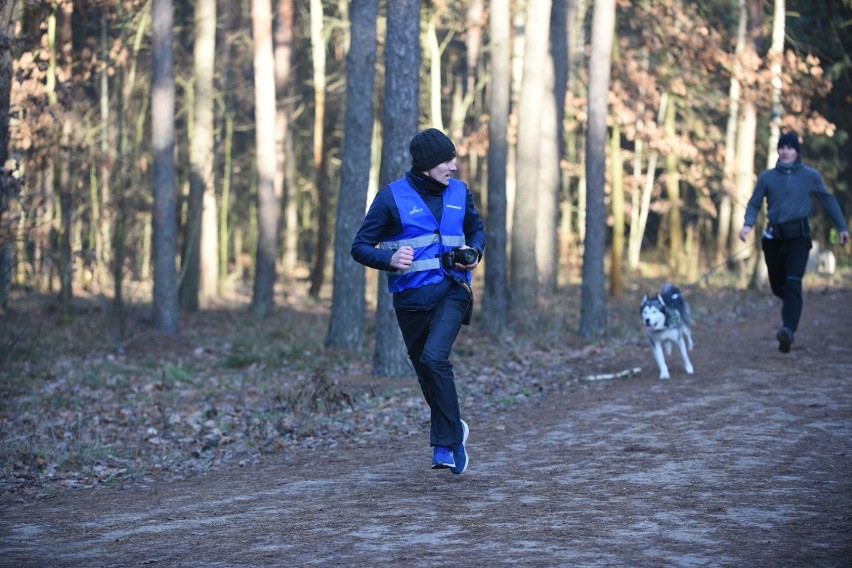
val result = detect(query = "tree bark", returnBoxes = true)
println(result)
[579,0,615,338]
[765,0,785,168]
[372,0,420,377]
[665,97,683,273]
[308,0,329,298]
[54,2,73,314]
[536,14,560,296]
[325,0,378,350]
[179,0,217,310]
[734,0,764,287]
[717,0,747,264]
[426,18,444,132]
[250,0,281,317]
[482,0,511,334]
[274,0,296,274]
[0,0,19,309]
[95,13,111,289]
[511,0,551,310]
[151,0,179,334]
[609,122,624,297]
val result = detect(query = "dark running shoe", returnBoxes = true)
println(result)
[776,327,794,353]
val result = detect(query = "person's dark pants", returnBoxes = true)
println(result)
[761,236,812,332]
[395,284,470,448]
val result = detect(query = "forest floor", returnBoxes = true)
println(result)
[0,272,850,566]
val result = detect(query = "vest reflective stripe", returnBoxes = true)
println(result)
[379,234,466,256]
[380,178,471,292]
[378,233,440,251]
[395,257,441,275]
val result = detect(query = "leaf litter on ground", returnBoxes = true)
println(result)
[2,275,842,500]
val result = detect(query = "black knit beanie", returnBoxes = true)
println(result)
[410,128,456,171]
[777,131,801,153]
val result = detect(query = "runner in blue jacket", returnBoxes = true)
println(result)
[739,131,849,353]
[352,128,485,474]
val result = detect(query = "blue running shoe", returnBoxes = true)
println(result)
[451,420,469,475]
[432,445,455,469]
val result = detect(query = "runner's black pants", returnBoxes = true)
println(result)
[761,236,811,332]
[395,283,470,448]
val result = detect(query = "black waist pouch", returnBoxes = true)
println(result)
[771,218,810,239]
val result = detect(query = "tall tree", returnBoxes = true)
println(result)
[536,3,560,296]
[52,2,73,314]
[664,96,683,272]
[274,0,297,274]
[308,0,329,298]
[511,0,551,310]
[0,0,19,310]
[151,0,179,334]
[325,0,378,350]
[550,0,570,280]
[609,122,624,297]
[179,0,217,310]
[579,0,615,338]
[372,0,420,377]
[765,0,785,168]
[732,0,763,285]
[94,11,111,288]
[717,0,748,264]
[250,0,281,317]
[482,0,511,334]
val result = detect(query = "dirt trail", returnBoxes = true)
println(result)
[1,288,850,567]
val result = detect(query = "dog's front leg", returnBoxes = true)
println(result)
[677,336,694,374]
[652,341,670,379]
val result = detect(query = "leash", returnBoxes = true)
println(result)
[682,245,752,291]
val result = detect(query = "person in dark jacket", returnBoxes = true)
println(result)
[739,131,849,353]
[351,128,486,474]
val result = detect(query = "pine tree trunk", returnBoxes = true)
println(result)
[665,97,683,274]
[180,0,217,310]
[536,30,559,296]
[482,0,510,334]
[325,0,378,350]
[765,0,785,167]
[579,0,615,338]
[250,0,281,317]
[609,122,624,297]
[151,0,179,334]
[274,0,296,274]
[718,0,747,263]
[511,0,551,310]
[372,0,420,377]
[308,0,328,298]
[0,0,18,309]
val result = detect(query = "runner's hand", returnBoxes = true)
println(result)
[391,246,414,270]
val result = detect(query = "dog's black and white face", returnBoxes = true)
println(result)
[641,295,667,332]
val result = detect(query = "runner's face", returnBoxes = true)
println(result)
[778,145,798,164]
[426,158,457,186]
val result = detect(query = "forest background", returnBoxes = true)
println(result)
[0,0,850,494]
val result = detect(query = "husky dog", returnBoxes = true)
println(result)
[641,284,694,379]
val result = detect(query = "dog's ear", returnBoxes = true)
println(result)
[657,293,665,306]
[642,293,648,302]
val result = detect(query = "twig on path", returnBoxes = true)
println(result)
[582,367,642,381]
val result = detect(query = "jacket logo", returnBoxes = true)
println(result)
[409,206,424,216]
[446,204,462,210]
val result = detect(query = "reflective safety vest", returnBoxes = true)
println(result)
[380,178,471,293]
